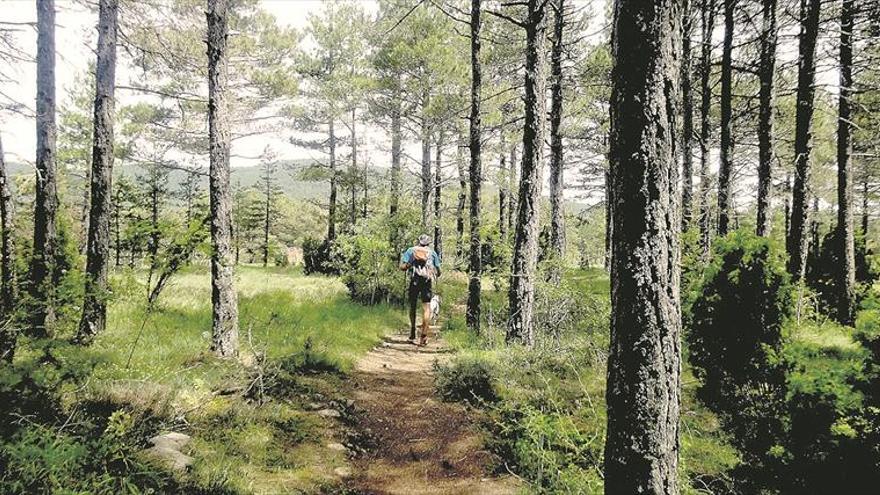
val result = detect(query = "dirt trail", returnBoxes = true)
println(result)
[346,328,520,495]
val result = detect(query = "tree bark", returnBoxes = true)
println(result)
[604,2,682,492]
[507,0,547,346]
[784,172,792,238]
[604,166,612,272]
[862,178,869,237]
[681,0,694,232]
[499,132,508,240]
[717,0,734,236]
[508,143,518,235]
[548,0,566,283]
[30,0,59,338]
[434,135,443,258]
[0,134,16,361]
[328,119,337,242]
[207,0,238,358]
[389,107,401,218]
[455,145,467,266]
[786,0,821,282]
[421,100,432,230]
[836,0,855,325]
[756,0,777,237]
[466,0,483,333]
[350,108,358,226]
[262,164,274,267]
[76,0,118,344]
[698,0,715,257]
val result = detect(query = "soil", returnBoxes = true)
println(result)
[345,328,521,495]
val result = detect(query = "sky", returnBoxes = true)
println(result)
[0,0,372,168]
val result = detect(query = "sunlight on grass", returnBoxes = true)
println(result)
[81,266,405,493]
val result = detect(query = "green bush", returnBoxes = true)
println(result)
[333,230,402,305]
[434,356,499,404]
[302,236,335,275]
[687,230,791,483]
[806,230,878,321]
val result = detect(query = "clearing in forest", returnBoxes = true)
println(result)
[345,330,520,495]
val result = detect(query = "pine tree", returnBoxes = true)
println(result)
[786,0,822,282]
[30,0,59,338]
[466,0,483,333]
[207,0,239,358]
[77,0,119,343]
[506,0,548,346]
[604,2,683,491]
[756,0,777,237]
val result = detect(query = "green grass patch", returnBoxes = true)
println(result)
[23,265,406,494]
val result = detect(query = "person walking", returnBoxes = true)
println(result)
[399,234,441,346]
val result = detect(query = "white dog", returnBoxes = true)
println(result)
[429,295,441,325]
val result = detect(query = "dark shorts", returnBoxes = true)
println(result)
[408,277,433,304]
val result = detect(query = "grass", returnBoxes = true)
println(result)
[439,268,740,494]
[75,264,406,493]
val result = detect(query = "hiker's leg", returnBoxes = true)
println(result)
[419,281,432,343]
[408,284,417,340]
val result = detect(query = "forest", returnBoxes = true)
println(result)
[1,0,880,493]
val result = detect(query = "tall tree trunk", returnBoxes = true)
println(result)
[681,0,694,232]
[262,172,272,268]
[434,135,443,258]
[350,108,358,227]
[466,0,483,333]
[508,143,518,235]
[862,178,869,237]
[756,0,777,237]
[80,165,91,254]
[604,166,612,271]
[30,0,59,338]
[328,119,337,242]
[0,135,15,313]
[604,2,682,492]
[507,0,547,346]
[0,134,17,361]
[455,145,467,266]
[786,0,821,282]
[499,132,509,239]
[147,169,161,286]
[784,172,792,238]
[389,106,402,248]
[207,0,238,358]
[421,101,432,230]
[548,0,566,284]
[362,152,368,219]
[113,189,121,267]
[717,0,734,236]
[836,0,855,325]
[389,107,401,217]
[698,0,715,257]
[76,0,118,344]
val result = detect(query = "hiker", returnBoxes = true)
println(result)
[399,234,441,346]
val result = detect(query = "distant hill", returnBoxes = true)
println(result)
[4,159,331,202]
[4,159,596,212]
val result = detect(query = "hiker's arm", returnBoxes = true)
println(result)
[399,249,411,271]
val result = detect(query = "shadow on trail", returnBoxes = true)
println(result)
[345,330,519,495]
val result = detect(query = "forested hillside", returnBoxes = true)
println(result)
[1,0,880,494]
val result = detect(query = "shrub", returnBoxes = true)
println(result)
[434,356,499,404]
[687,230,791,480]
[806,229,878,321]
[333,230,402,305]
[301,236,335,275]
